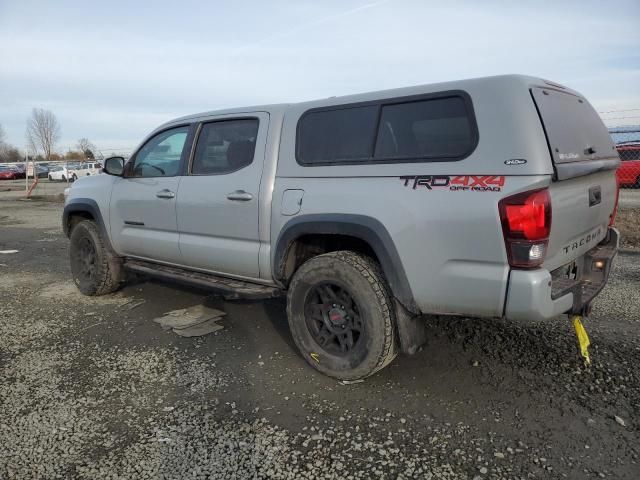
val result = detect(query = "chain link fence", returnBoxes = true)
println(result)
[3,129,640,194]
[610,127,640,189]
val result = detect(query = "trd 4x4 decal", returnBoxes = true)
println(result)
[399,175,505,192]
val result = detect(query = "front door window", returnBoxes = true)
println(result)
[131,126,189,177]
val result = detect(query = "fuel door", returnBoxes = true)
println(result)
[281,189,304,216]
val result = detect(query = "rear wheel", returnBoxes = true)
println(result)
[69,220,123,295]
[287,251,397,380]
[48,174,53,181]
[72,174,78,181]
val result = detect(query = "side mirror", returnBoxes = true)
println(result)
[103,156,125,176]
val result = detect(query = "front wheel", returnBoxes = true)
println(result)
[287,251,397,380]
[69,220,123,295]
[72,174,78,181]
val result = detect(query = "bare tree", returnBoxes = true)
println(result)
[0,123,9,159]
[77,137,96,160]
[0,146,23,163]
[0,124,24,162]
[25,108,60,161]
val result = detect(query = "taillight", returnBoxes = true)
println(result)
[609,181,620,226]
[499,188,552,268]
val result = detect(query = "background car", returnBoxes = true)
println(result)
[616,142,640,188]
[0,166,25,180]
[48,164,80,182]
[36,164,49,178]
[68,162,103,180]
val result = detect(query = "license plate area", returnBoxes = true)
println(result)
[561,260,579,280]
[550,228,618,309]
[551,259,581,299]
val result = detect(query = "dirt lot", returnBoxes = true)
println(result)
[1,198,639,479]
[0,178,69,198]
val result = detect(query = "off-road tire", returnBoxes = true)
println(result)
[287,250,397,380]
[69,220,123,296]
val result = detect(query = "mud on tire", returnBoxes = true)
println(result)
[69,220,123,296]
[286,250,397,380]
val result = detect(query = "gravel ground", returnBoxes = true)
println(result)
[0,199,639,479]
[619,189,640,210]
[617,208,640,250]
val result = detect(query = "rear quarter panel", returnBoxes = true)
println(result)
[273,174,551,317]
[271,75,561,317]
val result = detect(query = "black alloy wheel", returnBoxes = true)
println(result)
[69,220,124,295]
[286,251,397,380]
[71,236,97,284]
[304,282,364,356]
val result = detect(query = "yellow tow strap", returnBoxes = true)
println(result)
[572,315,591,366]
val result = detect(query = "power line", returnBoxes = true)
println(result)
[602,115,640,121]
[598,108,640,114]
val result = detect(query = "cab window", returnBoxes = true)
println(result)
[191,119,259,175]
[131,126,189,177]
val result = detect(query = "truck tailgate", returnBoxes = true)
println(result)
[545,170,617,270]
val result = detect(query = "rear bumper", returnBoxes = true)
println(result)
[505,227,619,321]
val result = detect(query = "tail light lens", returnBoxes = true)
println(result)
[609,181,619,226]
[499,188,552,268]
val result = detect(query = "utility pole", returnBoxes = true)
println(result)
[24,151,28,192]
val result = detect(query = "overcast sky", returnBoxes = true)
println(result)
[1,0,638,155]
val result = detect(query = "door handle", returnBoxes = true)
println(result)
[226,190,253,201]
[156,189,176,199]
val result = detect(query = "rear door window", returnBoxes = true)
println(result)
[191,118,259,175]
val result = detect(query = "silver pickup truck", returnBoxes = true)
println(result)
[64,74,620,380]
